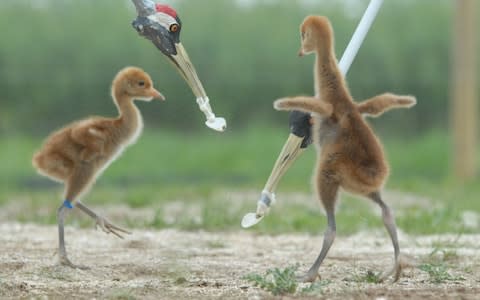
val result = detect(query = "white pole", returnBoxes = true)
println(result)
[338,0,384,75]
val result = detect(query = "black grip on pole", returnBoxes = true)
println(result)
[289,111,312,148]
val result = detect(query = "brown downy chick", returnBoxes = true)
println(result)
[274,16,416,283]
[32,66,164,269]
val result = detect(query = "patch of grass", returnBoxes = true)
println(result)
[385,131,449,185]
[243,264,299,296]
[396,205,464,235]
[149,209,167,228]
[348,270,383,284]
[2,182,474,236]
[430,232,463,249]
[301,279,331,295]
[441,250,459,262]
[423,233,463,264]
[2,129,456,197]
[463,266,474,274]
[107,289,137,300]
[206,240,226,249]
[417,235,465,284]
[40,267,74,281]
[362,270,383,284]
[254,194,382,235]
[0,128,289,197]
[427,246,460,263]
[418,263,464,284]
[174,277,188,285]
[2,129,480,235]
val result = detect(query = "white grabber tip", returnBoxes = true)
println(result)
[197,97,227,132]
[205,117,227,132]
[241,190,276,228]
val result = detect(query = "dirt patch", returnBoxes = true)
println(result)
[0,223,479,299]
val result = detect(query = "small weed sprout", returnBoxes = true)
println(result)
[428,242,460,263]
[419,264,465,284]
[301,279,331,295]
[351,270,383,284]
[441,250,459,262]
[206,240,226,249]
[108,289,136,300]
[243,264,299,296]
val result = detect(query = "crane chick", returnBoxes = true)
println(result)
[274,16,416,282]
[32,66,164,269]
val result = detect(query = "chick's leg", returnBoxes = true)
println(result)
[57,163,95,269]
[57,204,89,269]
[76,201,131,239]
[370,192,401,282]
[301,179,339,282]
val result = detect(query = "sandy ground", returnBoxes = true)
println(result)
[0,223,479,299]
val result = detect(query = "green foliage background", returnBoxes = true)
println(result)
[1,0,479,235]
[0,0,454,135]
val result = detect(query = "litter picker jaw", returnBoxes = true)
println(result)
[241,132,307,228]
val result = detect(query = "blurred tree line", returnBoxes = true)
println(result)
[0,0,458,136]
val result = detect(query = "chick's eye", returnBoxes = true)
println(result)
[138,81,145,87]
[170,24,179,33]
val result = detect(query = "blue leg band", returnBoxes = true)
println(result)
[63,199,74,209]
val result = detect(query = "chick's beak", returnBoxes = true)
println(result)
[150,88,165,100]
[298,48,305,57]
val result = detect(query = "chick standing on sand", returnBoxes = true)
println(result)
[274,16,416,282]
[33,67,165,268]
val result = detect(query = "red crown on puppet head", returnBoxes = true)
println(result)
[155,4,177,19]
